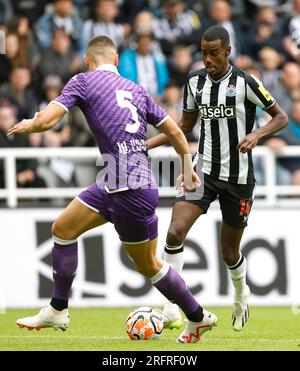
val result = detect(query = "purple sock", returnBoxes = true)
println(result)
[152,265,203,320]
[52,242,78,301]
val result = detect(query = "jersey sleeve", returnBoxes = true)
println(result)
[183,79,199,112]
[146,92,169,127]
[245,73,276,111]
[53,73,86,112]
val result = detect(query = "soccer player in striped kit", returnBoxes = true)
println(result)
[8,36,217,343]
[148,25,288,332]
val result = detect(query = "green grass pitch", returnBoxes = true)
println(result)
[0,307,299,351]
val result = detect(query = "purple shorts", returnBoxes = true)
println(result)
[77,184,159,243]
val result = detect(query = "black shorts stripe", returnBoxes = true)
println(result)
[226,74,239,183]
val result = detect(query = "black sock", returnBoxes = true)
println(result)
[50,297,68,311]
[186,305,204,322]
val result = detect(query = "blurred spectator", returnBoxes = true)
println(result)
[0,0,13,25]
[83,0,130,52]
[133,10,153,34]
[0,33,20,84]
[29,75,77,187]
[258,47,283,92]
[11,0,48,26]
[153,0,201,56]
[260,99,300,186]
[246,6,284,60]
[259,136,293,186]
[0,66,38,120]
[245,0,292,19]
[279,99,300,145]
[38,75,71,151]
[144,0,162,17]
[0,102,47,189]
[283,0,300,62]
[127,10,164,56]
[35,0,84,54]
[168,45,193,87]
[6,17,40,71]
[201,0,245,60]
[73,0,92,19]
[119,28,169,97]
[277,99,300,185]
[272,62,300,114]
[39,75,69,135]
[119,0,149,23]
[233,54,254,70]
[160,82,182,120]
[39,28,82,83]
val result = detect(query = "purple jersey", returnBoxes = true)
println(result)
[54,64,168,192]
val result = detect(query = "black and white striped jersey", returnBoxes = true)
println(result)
[183,66,276,185]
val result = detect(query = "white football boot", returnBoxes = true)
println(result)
[16,306,70,331]
[162,303,183,330]
[176,309,218,343]
[232,285,250,331]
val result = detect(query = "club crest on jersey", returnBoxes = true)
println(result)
[226,85,237,97]
[199,104,236,119]
[176,185,185,198]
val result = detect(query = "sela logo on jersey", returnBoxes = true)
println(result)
[199,104,236,119]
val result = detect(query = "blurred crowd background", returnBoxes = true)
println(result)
[0,0,300,195]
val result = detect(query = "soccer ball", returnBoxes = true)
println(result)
[125,307,164,340]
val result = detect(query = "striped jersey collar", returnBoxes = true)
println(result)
[207,65,233,84]
[96,64,120,75]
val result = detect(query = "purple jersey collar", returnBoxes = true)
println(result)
[96,64,120,75]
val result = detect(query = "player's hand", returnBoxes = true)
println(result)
[7,113,38,137]
[237,132,260,153]
[176,170,201,192]
[17,169,36,185]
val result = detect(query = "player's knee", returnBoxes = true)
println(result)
[167,224,186,246]
[134,260,161,278]
[51,221,77,241]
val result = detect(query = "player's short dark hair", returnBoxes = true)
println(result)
[87,35,117,61]
[88,35,116,51]
[202,25,230,47]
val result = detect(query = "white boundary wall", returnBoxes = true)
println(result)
[0,207,299,308]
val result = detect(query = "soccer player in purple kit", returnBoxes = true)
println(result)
[8,36,217,343]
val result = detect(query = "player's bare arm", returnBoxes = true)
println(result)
[147,111,198,150]
[237,103,288,154]
[7,103,66,137]
[158,116,200,191]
